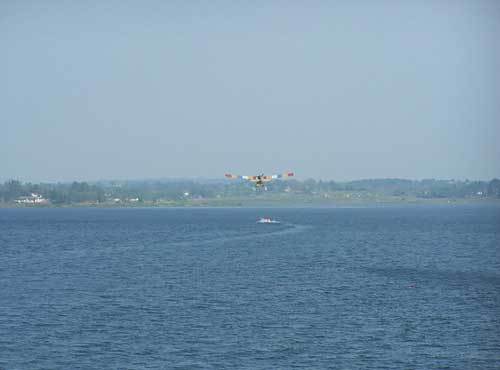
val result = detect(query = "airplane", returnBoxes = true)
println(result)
[224,171,294,188]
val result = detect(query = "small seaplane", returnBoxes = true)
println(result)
[224,171,294,189]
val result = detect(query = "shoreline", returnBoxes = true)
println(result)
[1,197,499,209]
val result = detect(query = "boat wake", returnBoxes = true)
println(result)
[165,223,310,248]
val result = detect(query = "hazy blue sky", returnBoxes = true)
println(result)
[2,1,499,182]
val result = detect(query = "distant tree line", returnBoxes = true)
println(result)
[0,180,105,204]
[1,178,500,205]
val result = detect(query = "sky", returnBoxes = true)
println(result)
[1,0,499,182]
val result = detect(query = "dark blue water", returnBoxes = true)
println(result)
[1,206,499,369]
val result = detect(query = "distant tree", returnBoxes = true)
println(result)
[488,179,500,198]
[3,180,24,201]
[49,188,67,204]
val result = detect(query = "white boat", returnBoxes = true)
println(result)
[257,217,280,224]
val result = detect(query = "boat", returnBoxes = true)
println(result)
[257,217,280,224]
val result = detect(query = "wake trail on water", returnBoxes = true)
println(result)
[105,224,312,253]
[165,223,311,248]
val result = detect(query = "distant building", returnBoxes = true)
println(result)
[15,193,48,204]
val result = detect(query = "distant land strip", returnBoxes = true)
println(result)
[1,178,499,207]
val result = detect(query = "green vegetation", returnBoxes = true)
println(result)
[1,178,499,207]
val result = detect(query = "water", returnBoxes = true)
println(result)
[0,206,499,369]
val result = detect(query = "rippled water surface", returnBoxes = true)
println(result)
[1,206,499,369]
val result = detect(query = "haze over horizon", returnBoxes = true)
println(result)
[2,1,499,183]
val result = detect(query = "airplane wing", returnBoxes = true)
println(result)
[261,172,294,182]
[265,172,294,180]
[226,172,293,182]
[225,173,257,181]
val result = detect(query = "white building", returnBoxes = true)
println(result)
[15,193,48,204]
